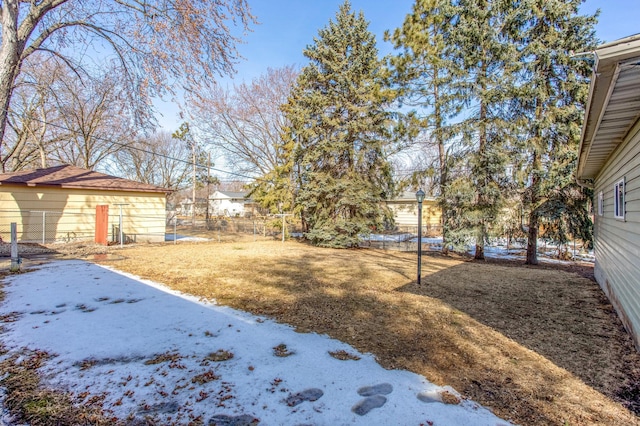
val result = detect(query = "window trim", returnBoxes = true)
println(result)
[614,178,625,220]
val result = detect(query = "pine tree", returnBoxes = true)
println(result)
[446,0,518,259]
[387,0,462,254]
[512,0,597,264]
[249,133,299,216]
[283,1,394,248]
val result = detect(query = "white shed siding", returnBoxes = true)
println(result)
[594,119,640,346]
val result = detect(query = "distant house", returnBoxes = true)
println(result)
[576,34,640,349]
[177,197,209,217]
[210,191,256,217]
[386,191,441,233]
[0,165,170,243]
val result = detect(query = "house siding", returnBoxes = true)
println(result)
[593,118,640,348]
[386,199,441,231]
[0,186,166,243]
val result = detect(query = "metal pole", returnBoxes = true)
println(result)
[206,151,211,223]
[42,211,46,244]
[174,216,177,245]
[282,214,285,243]
[417,200,423,285]
[10,222,20,272]
[113,203,129,247]
[119,205,124,248]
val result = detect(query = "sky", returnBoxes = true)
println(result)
[226,0,638,84]
[155,0,639,156]
[0,259,509,425]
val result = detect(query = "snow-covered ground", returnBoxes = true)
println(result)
[0,260,510,425]
[361,234,594,264]
[164,233,210,242]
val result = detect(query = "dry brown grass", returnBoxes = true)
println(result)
[81,238,640,425]
[0,349,117,426]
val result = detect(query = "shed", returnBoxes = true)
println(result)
[576,34,640,349]
[386,191,441,234]
[0,165,170,244]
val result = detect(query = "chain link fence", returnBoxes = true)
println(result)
[167,213,445,250]
[0,209,166,244]
[166,214,304,242]
[4,209,557,256]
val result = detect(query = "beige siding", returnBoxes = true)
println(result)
[0,186,166,243]
[593,119,640,347]
[386,200,442,231]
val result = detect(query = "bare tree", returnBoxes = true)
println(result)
[0,0,255,169]
[190,66,298,176]
[47,65,134,169]
[111,131,191,190]
[3,55,67,171]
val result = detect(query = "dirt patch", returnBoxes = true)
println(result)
[81,240,640,425]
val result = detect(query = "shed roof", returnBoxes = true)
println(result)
[0,165,171,194]
[388,191,437,202]
[577,34,640,181]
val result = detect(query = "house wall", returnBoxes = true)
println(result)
[0,185,167,243]
[593,118,640,349]
[212,198,246,217]
[386,200,442,231]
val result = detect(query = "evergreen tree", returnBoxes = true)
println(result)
[512,0,597,264]
[447,0,518,259]
[387,0,462,254]
[283,1,394,248]
[249,133,299,216]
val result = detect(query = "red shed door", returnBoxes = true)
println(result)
[95,205,109,245]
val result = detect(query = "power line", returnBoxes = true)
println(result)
[2,107,264,182]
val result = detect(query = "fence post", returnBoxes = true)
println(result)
[113,203,129,247]
[10,223,20,272]
[119,206,124,247]
[174,216,177,245]
[42,211,46,244]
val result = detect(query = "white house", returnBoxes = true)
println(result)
[177,197,209,217]
[576,34,640,350]
[210,191,254,217]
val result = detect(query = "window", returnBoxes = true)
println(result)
[598,191,604,216]
[614,178,625,220]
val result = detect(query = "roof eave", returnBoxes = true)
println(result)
[577,35,640,180]
[0,181,171,194]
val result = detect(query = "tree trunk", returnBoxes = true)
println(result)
[475,71,487,261]
[0,0,21,170]
[526,211,539,265]
[434,76,450,256]
[475,222,485,260]
[526,127,542,264]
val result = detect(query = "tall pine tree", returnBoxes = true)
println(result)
[284,1,394,248]
[512,0,597,264]
[447,0,518,259]
[387,0,462,254]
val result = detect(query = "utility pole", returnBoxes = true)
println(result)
[206,151,211,223]
[192,140,196,229]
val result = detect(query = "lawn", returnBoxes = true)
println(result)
[77,237,640,425]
